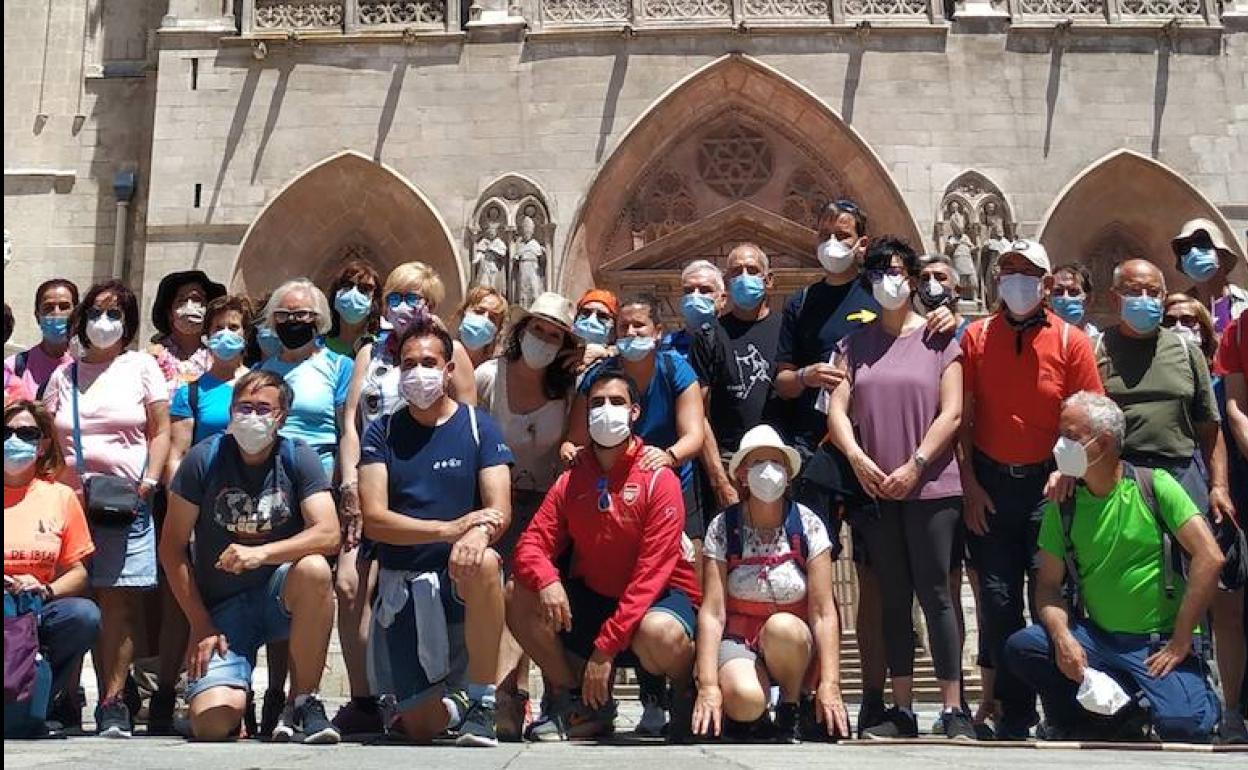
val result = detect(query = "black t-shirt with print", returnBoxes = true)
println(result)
[690,311,783,455]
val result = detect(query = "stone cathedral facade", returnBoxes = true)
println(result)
[3,0,1246,346]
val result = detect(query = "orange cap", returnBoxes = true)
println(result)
[577,289,618,316]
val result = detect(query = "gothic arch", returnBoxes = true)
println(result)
[231,151,462,315]
[1037,149,1245,294]
[559,54,923,300]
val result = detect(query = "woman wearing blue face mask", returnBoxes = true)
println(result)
[324,259,382,358]
[4,279,79,401]
[1171,218,1248,336]
[455,285,509,370]
[1050,264,1100,338]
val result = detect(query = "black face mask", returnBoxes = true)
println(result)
[917,281,953,312]
[275,320,317,350]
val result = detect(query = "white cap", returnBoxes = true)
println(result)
[1001,239,1051,274]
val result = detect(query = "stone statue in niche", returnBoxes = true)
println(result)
[934,172,1017,308]
[981,199,1010,255]
[941,199,980,301]
[472,207,509,295]
[512,212,547,310]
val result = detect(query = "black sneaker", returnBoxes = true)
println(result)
[856,694,887,738]
[525,691,615,742]
[1220,710,1248,745]
[773,702,800,744]
[666,685,695,744]
[261,690,288,738]
[456,701,499,747]
[48,688,84,733]
[724,714,773,742]
[123,674,143,722]
[293,695,341,744]
[147,688,177,736]
[940,707,976,741]
[96,696,134,739]
[862,706,919,740]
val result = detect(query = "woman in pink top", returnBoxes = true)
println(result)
[43,280,171,739]
[825,237,970,740]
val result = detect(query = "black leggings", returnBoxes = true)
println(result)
[857,497,963,682]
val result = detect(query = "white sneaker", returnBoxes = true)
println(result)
[636,698,667,737]
[270,702,296,743]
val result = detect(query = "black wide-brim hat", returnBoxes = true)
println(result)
[151,269,227,336]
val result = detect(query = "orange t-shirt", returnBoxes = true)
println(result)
[962,311,1105,466]
[4,478,95,585]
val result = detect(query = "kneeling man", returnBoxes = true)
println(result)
[161,371,341,742]
[510,370,701,741]
[1004,391,1224,742]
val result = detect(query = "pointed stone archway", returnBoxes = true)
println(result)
[1038,149,1246,325]
[231,151,462,316]
[559,54,923,318]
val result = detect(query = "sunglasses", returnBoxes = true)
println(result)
[578,309,613,324]
[86,307,123,321]
[834,199,860,213]
[596,477,611,513]
[386,292,425,310]
[865,266,906,284]
[233,403,277,417]
[1162,315,1199,329]
[343,281,377,295]
[273,309,317,324]
[1050,287,1085,298]
[4,426,43,442]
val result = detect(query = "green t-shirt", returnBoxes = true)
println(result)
[1096,327,1219,460]
[1038,467,1199,634]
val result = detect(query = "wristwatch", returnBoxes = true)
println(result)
[912,451,928,471]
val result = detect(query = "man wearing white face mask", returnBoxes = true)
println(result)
[510,371,701,743]
[161,370,342,743]
[957,239,1104,738]
[1004,392,1223,742]
[358,318,514,747]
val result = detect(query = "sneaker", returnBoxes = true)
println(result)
[261,690,288,738]
[48,688,84,733]
[666,685,694,744]
[856,694,887,738]
[773,702,800,744]
[123,674,143,723]
[147,688,177,736]
[525,691,616,742]
[96,696,133,739]
[456,701,499,747]
[270,702,297,742]
[973,721,996,741]
[636,691,667,737]
[443,689,471,736]
[724,714,773,742]
[994,720,1033,741]
[940,707,976,741]
[796,693,837,742]
[495,688,530,742]
[243,692,258,738]
[330,697,383,737]
[1219,710,1248,745]
[294,695,341,745]
[862,706,919,740]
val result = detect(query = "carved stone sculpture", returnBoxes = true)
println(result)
[512,214,547,309]
[472,211,509,294]
[934,171,1017,308]
[942,200,980,301]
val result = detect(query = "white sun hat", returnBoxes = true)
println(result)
[728,424,802,480]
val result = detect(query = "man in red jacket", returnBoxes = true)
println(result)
[509,369,701,742]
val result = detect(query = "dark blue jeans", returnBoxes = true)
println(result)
[1005,622,1220,741]
[40,597,101,700]
[965,455,1048,731]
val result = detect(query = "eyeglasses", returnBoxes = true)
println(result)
[865,266,906,284]
[272,309,317,324]
[386,292,425,310]
[1162,314,1199,329]
[578,309,613,324]
[86,307,123,321]
[1050,287,1085,298]
[3,426,42,442]
[597,477,611,513]
[1116,287,1164,299]
[343,281,376,296]
[233,403,277,417]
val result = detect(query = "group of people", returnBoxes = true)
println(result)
[4,203,1247,747]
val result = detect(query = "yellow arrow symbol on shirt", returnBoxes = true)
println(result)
[847,309,878,324]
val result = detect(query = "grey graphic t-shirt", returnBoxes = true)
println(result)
[170,434,330,608]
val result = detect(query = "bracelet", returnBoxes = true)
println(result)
[141,477,160,489]
[797,366,808,387]
[665,448,679,466]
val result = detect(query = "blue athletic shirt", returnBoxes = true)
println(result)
[170,373,235,445]
[360,404,514,573]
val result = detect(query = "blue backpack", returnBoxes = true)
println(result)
[721,500,810,571]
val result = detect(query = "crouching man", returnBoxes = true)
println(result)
[359,318,514,746]
[509,370,701,741]
[1004,391,1224,742]
[160,371,341,742]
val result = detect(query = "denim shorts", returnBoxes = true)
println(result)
[367,569,468,713]
[88,503,157,590]
[185,564,292,700]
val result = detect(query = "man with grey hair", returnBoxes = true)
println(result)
[668,259,726,359]
[1004,390,1224,742]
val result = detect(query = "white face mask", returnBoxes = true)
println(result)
[1172,325,1202,348]
[86,315,125,349]
[520,330,560,370]
[746,460,788,503]
[400,365,446,410]
[229,413,278,455]
[872,275,912,311]
[998,274,1044,317]
[817,238,855,275]
[588,404,632,448]
[1052,434,1102,479]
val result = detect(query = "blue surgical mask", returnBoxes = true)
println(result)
[256,325,282,359]
[334,287,373,325]
[1120,295,1163,334]
[4,435,38,475]
[458,312,497,351]
[206,329,246,362]
[1050,295,1085,326]
[1181,247,1219,282]
[730,274,766,311]
[38,315,69,344]
[617,335,656,362]
[573,315,610,346]
[681,293,717,330]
